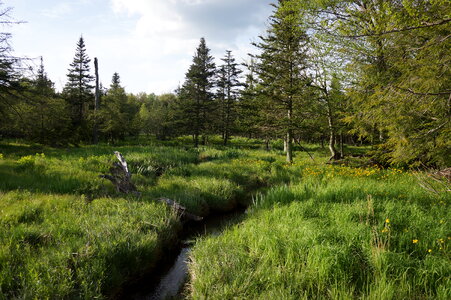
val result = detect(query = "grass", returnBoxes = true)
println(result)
[1,138,449,299]
[188,161,451,299]
[0,138,282,298]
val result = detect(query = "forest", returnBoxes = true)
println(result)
[0,0,450,299]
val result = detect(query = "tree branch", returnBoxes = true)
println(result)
[341,18,451,38]
[393,86,451,96]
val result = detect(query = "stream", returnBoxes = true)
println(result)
[117,208,246,300]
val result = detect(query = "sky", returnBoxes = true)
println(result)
[6,0,273,94]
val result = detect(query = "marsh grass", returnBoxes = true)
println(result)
[0,140,283,298]
[1,140,449,299]
[189,162,450,299]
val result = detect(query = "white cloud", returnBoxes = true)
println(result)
[10,0,273,94]
[40,2,73,19]
[108,0,272,94]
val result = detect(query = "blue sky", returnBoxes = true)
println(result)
[7,0,273,94]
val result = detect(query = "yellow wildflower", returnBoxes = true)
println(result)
[412,239,418,244]
[428,249,432,253]
[385,218,390,223]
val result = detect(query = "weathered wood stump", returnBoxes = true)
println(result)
[100,151,140,196]
[100,151,203,221]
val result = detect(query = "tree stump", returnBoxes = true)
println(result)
[100,152,203,221]
[100,151,140,196]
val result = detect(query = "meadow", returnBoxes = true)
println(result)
[0,138,449,299]
[188,156,450,299]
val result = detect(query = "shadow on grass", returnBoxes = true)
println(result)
[0,163,109,197]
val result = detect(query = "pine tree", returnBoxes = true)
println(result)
[216,50,242,145]
[179,37,216,147]
[63,36,94,139]
[253,0,310,162]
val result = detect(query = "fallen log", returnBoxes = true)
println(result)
[157,197,203,221]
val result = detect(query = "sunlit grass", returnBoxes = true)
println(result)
[1,139,449,299]
[189,164,450,299]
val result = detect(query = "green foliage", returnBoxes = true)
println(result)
[310,0,451,167]
[138,93,179,140]
[97,73,138,142]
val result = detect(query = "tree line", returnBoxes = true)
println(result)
[0,0,449,167]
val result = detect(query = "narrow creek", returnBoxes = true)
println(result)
[117,208,246,300]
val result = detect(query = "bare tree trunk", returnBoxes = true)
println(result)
[326,99,340,161]
[194,133,199,148]
[93,58,100,144]
[339,132,344,158]
[286,106,293,163]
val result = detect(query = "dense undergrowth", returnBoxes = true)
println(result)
[0,138,449,299]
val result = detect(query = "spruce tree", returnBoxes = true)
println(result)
[111,72,121,90]
[99,73,129,142]
[216,50,242,145]
[237,59,261,139]
[179,37,216,147]
[253,0,310,162]
[63,36,94,139]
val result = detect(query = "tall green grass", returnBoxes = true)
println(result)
[0,140,284,298]
[189,167,450,299]
[2,140,448,299]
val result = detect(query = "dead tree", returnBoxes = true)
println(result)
[93,57,100,144]
[100,151,140,196]
[100,151,203,221]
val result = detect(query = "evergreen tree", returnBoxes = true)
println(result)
[98,73,129,142]
[216,50,242,145]
[10,58,70,144]
[179,37,216,147]
[253,0,310,162]
[111,72,121,90]
[62,36,94,140]
[0,2,22,136]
